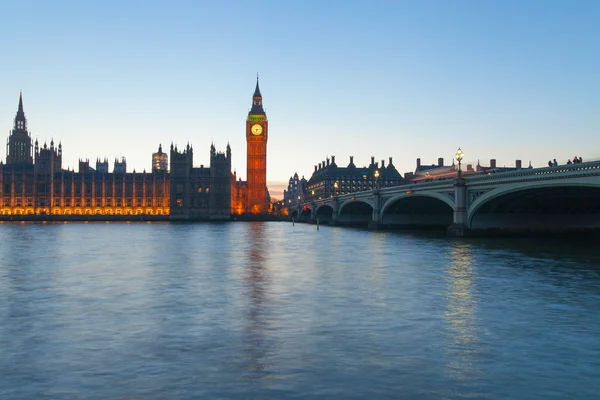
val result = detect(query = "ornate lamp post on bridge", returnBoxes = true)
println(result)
[448,146,468,237]
[333,181,339,197]
[369,169,382,229]
[455,147,464,178]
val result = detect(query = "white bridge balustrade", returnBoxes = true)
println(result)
[289,160,600,236]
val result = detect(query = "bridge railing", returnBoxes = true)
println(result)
[465,160,600,184]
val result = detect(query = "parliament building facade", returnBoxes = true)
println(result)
[0,82,269,219]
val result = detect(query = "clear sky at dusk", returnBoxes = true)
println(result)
[1,0,599,198]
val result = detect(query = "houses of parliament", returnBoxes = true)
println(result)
[0,81,270,219]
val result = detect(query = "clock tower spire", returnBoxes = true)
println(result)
[246,77,268,214]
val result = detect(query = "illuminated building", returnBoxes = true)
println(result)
[1,83,272,219]
[307,155,404,200]
[0,93,230,219]
[0,94,170,217]
[231,78,271,215]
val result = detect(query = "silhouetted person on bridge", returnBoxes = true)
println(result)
[553,159,558,166]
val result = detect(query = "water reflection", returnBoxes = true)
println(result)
[444,243,482,386]
[241,222,274,380]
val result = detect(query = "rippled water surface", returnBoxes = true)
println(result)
[1,222,600,399]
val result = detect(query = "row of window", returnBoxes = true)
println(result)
[3,198,169,207]
[0,208,169,216]
[3,184,166,195]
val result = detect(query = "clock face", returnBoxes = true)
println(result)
[251,124,263,135]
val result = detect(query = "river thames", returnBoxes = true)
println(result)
[0,222,599,399]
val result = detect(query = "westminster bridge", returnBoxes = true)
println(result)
[288,161,600,236]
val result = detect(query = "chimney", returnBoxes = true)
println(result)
[416,158,421,168]
[516,160,522,169]
[389,157,393,166]
[314,165,317,172]
[371,156,375,166]
[331,155,335,164]
[438,157,444,167]
[490,159,497,169]
[381,159,385,168]
[326,158,330,167]
[350,155,354,164]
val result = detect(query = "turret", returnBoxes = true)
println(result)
[152,144,168,173]
[7,92,33,165]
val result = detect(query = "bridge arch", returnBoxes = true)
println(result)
[338,198,374,225]
[315,203,333,214]
[381,193,454,228]
[315,204,334,224]
[468,179,600,231]
[381,192,455,215]
[339,198,375,211]
[298,206,311,222]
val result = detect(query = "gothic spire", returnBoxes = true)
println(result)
[14,91,27,131]
[18,91,24,114]
[249,76,265,115]
[253,74,262,98]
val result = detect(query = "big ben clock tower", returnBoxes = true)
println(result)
[246,77,268,214]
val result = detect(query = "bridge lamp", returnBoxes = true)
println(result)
[455,147,464,177]
[374,169,380,189]
[334,181,339,196]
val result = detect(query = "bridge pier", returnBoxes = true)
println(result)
[308,202,317,224]
[331,197,339,226]
[369,190,383,230]
[447,177,469,237]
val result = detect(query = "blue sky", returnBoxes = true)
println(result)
[1,0,599,198]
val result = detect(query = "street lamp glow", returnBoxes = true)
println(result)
[455,147,464,178]
[455,147,464,163]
